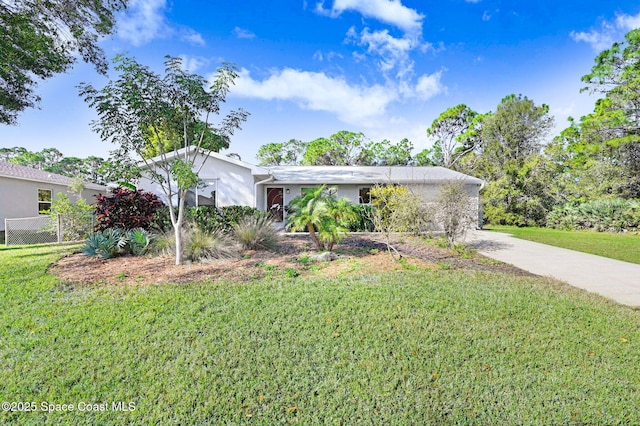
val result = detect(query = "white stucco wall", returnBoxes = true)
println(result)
[0,177,104,231]
[138,154,257,208]
[259,182,482,227]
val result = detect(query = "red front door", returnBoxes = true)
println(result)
[266,187,284,222]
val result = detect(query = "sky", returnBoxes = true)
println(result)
[2,0,640,164]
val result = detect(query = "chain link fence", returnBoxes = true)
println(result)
[4,214,95,246]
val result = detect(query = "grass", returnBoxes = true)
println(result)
[2,245,640,424]
[486,225,640,264]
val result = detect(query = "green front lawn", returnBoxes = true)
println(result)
[2,244,640,424]
[486,225,640,264]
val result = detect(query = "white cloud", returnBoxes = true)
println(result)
[178,55,209,73]
[234,27,256,39]
[180,29,206,46]
[482,11,491,21]
[230,68,398,125]
[316,0,424,35]
[346,26,418,76]
[313,50,343,61]
[570,27,615,52]
[616,13,640,31]
[399,70,446,100]
[117,0,168,46]
[230,67,446,126]
[571,12,640,51]
[465,0,481,3]
[117,0,205,46]
[414,71,446,100]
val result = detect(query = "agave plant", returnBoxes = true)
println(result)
[127,228,153,256]
[82,228,128,259]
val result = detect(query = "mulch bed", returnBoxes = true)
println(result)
[49,233,534,286]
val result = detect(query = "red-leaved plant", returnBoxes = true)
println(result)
[94,187,165,232]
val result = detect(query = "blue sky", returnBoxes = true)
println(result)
[2,0,640,163]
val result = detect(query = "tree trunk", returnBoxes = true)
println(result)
[307,222,324,250]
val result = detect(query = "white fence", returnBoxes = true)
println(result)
[4,214,94,246]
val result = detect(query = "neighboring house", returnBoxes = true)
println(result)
[0,161,106,231]
[138,149,485,227]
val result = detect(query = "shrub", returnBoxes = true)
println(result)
[346,204,375,232]
[83,228,154,258]
[233,214,279,251]
[435,181,477,247]
[95,187,165,232]
[546,199,640,232]
[286,185,356,251]
[128,228,153,256]
[149,225,237,262]
[82,228,128,259]
[183,227,237,261]
[152,205,261,234]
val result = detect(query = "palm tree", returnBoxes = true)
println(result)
[286,185,357,251]
[286,185,328,250]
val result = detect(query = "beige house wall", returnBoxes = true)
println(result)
[0,176,104,231]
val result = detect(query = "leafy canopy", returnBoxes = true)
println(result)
[0,0,127,124]
[80,55,249,264]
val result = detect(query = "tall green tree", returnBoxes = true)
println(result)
[256,139,306,166]
[0,0,127,124]
[426,104,479,168]
[475,95,555,226]
[363,138,414,166]
[302,131,366,165]
[573,28,640,198]
[80,55,249,265]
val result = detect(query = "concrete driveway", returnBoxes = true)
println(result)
[465,230,640,307]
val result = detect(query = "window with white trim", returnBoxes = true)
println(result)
[38,189,52,213]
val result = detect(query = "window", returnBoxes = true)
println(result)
[38,189,52,213]
[359,187,371,204]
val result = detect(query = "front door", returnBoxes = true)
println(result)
[266,187,284,222]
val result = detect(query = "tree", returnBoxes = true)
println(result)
[286,185,356,251]
[435,180,476,247]
[573,28,640,198]
[426,104,479,168]
[363,138,414,166]
[302,131,366,165]
[80,55,249,265]
[471,95,555,225]
[256,139,306,165]
[0,0,127,124]
[481,94,553,169]
[414,141,444,166]
[369,184,428,259]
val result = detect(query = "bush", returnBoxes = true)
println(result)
[95,187,165,232]
[149,226,238,262]
[435,181,477,247]
[546,199,640,232]
[82,229,128,259]
[234,214,279,251]
[184,227,237,261]
[127,228,153,256]
[82,228,154,259]
[152,205,262,234]
[346,204,375,232]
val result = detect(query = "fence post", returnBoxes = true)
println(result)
[57,214,63,244]
[4,219,7,246]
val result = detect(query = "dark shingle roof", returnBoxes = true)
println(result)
[0,161,106,191]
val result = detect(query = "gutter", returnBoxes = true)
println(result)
[253,174,274,208]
